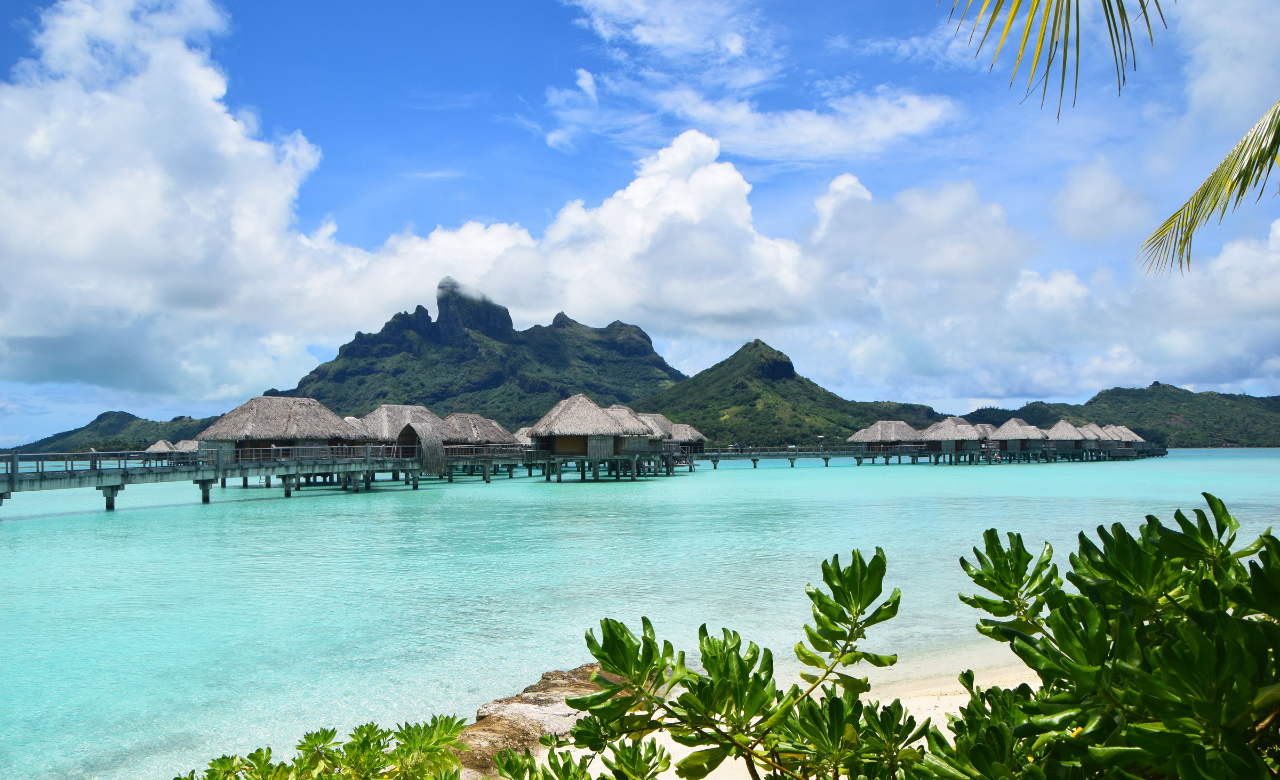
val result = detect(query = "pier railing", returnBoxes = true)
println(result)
[702,444,927,456]
[1,445,420,475]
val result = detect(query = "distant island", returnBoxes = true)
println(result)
[7,279,1279,452]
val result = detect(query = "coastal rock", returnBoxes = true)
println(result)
[457,663,619,777]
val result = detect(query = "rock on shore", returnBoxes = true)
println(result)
[456,663,617,777]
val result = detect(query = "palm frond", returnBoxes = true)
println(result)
[1142,100,1280,274]
[950,0,1165,113]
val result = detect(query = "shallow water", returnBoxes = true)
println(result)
[2,450,1278,779]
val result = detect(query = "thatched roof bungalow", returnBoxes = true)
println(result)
[442,413,519,445]
[604,405,666,454]
[529,394,625,459]
[357,404,453,444]
[921,417,980,452]
[196,397,369,452]
[973,423,998,440]
[513,427,534,446]
[1104,424,1144,443]
[848,421,922,445]
[145,440,175,453]
[1078,423,1117,447]
[669,423,708,453]
[173,440,199,452]
[636,412,675,439]
[990,418,1048,451]
[1046,420,1085,450]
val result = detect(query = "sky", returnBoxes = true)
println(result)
[1,0,1278,444]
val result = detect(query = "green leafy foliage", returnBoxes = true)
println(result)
[174,716,468,780]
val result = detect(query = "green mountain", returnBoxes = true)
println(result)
[634,340,945,447]
[6,412,219,454]
[965,382,1280,447]
[272,278,685,429]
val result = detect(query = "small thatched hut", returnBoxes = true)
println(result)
[669,423,708,453]
[528,394,625,459]
[395,421,447,476]
[173,440,199,452]
[921,417,980,454]
[145,440,175,453]
[1104,424,1143,443]
[196,396,369,454]
[442,413,519,445]
[358,404,452,444]
[973,423,998,440]
[513,427,534,446]
[1079,422,1116,445]
[1046,420,1085,452]
[605,405,665,454]
[990,418,1048,452]
[636,412,675,440]
[848,421,922,445]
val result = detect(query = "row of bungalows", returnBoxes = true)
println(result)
[525,394,706,481]
[846,415,1164,464]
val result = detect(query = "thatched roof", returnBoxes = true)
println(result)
[1079,423,1113,441]
[973,423,998,439]
[197,397,369,442]
[359,404,452,443]
[1117,425,1146,442]
[921,417,980,441]
[670,423,707,443]
[443,413,520,445]
[605,405,662,437]
[173,440,199,452]
[1046,420,1084,440]
[1104,424,1144,443]
[398,422,446,476]
[848,421,922,443]
[529,394,624,437]
[145,440,175,452]
[513,427,533,446]
[990,418,1048,441]
[636,412,675,439]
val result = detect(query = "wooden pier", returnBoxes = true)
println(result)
[694,440,1167,468]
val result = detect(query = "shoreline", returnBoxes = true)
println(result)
[459,655,1039,780]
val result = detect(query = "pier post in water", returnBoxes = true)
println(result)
[195,479,215,503]
[97,485,122,511]
[789,458,796,468]
[751,458,759,468]
[243,476,249,488]
[283,476,292,498]
[482,463,491,484]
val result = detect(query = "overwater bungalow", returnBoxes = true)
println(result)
[528,394,624,459]
[669,423,708,454]
[173,440,199,452]
[513,427,534,446]
[527,394,672,481]
[145,440,175,453]
[357,404,452,444]
[442,413,519,445]
[921,417,980,463]
[973,423,998,440]
[196,396,370,457]
[637,412,675,439]
[604,405,666,456]
[1046,420,1086,459]
[848,421,922,445]
[990,418,1049,460]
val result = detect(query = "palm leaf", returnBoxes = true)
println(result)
[1141,100,1280,274]
[950,0,1165,113]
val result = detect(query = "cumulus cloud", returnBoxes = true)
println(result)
[1052,156,1152,243]
[1178,0,1280,130]
[546,0,952,161]
[4,0,1280,422]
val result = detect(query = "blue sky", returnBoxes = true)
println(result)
[0,0,1278,444]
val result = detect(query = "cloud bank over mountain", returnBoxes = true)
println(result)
[0,0,1278,441]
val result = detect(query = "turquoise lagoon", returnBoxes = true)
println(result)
[2,449,1279,778]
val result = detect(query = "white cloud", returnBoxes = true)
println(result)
[857,20,986,70]
[1178,0,1280,130]
[1052,155,1153,242]
[547,0,952,162]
